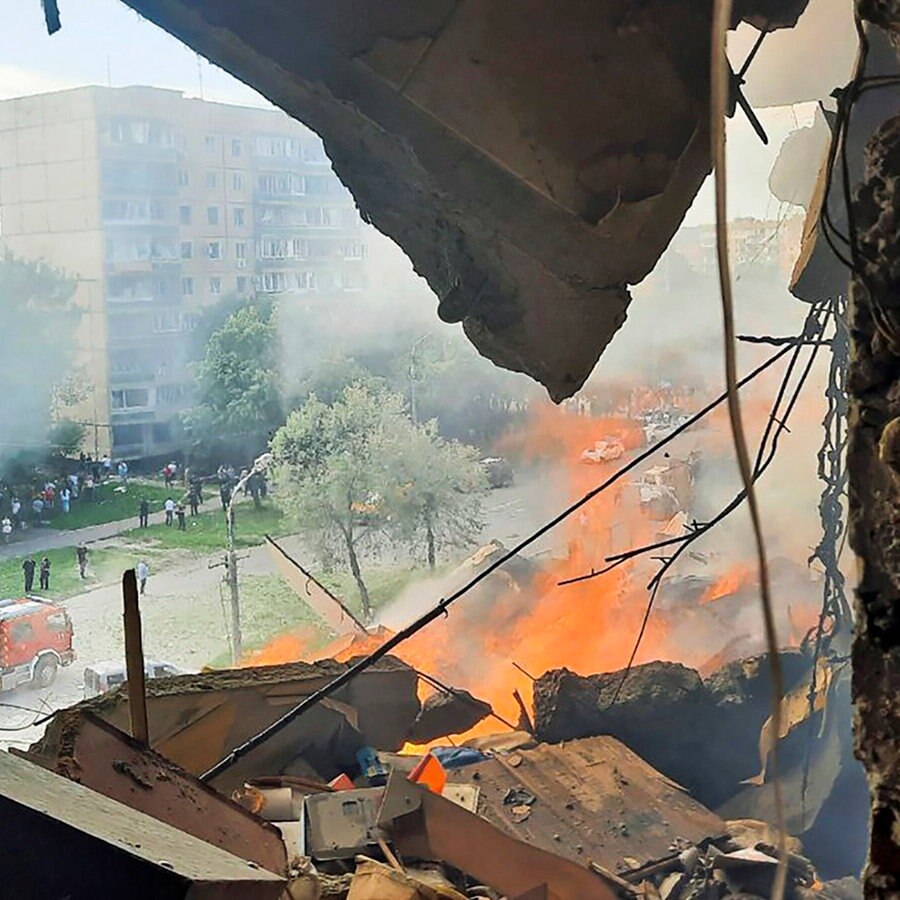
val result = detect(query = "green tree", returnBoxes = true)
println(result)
[0,253,78,479]
[385,421,485,570]
[271,384,486,617]
[188,300,283,460]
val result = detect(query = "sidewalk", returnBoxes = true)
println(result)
[0,509,171,561]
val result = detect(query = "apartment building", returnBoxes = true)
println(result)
[0,85,366,459]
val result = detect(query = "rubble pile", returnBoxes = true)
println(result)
[1,648,864,898]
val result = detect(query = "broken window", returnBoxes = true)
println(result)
[181,277,194,296]
[207,241,221,260]
[210,276,221,295]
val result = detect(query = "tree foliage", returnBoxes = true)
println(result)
[0,253,78,479]
[271,383,485,617]
[188,300,283,461]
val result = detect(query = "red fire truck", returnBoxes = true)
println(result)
[0,597,75,692]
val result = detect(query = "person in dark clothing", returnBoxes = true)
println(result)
[139,498,150,528]
[188,486,200,517]
[176,502,186,531]
[22,558,36,593]
[76,544,89,579]
[220,483,230,511]
[39,556,51,591]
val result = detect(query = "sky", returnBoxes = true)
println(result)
[0,0,823,226]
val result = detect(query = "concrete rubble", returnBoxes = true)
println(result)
[0,647,864,899]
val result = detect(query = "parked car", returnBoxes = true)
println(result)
[0,597,75,691]
[83,658,194,699]
[481,457,514,488]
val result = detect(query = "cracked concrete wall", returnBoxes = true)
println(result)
[121,0,807,399]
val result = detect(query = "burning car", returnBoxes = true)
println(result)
[481,456,514,488]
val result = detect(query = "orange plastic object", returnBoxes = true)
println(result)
[407,753,446,795]
[328,773,355,791]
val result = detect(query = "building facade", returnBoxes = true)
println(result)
[0,85,366,460]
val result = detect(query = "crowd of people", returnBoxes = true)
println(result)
[10,456,268,596]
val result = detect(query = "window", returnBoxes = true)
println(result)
[181,277,194,296]
[236,276,247,293]
[179,205,191,224]
[260,238,287,259]
[257,173,305,196]
[342,241,366,259]
[231,139,242,157]
[204,135,216,152]
[292,238,309,259]
[112,424,144,447]
[151,423,173,443]
[253,135,297,158]
[207,241,221,260]
[11,622,34,643]
[111,388,151,409]
[261,271,286,293]
[232,173,244,191]
[102,199,165,222]
[207,206,219,225]
[233,207,245,226]
[180,241,192,259]
[296,271,317,291]
[235,241,246,260]
[47,612,69,633]
[206,170,217,189]
[210,276,222,295]
[303,207,335,227]
[178,170,189,187]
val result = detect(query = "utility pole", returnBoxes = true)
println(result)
[223,452,272,663]
[409,333,431,425]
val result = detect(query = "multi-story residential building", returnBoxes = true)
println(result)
[0,85,366,460]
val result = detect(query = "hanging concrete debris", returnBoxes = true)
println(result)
[118,0,813,399]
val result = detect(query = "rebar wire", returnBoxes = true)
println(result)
[711,4,786,896]
[199,343,799,782]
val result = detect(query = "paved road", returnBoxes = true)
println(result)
[0,509,173,561]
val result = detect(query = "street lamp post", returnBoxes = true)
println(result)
[224,452,272,663]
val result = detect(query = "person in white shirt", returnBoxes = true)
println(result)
[136,560,149,595]
[164,497,175,526]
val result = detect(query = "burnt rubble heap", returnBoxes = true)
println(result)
[0,651,863,899]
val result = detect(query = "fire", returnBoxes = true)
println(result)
[241,388,825,742]
[699,564,756,604]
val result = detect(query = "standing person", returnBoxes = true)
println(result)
[136,559,149,595]
[138,497,150,528]
[22,557,36,593]
[76,544,89,579]
[102,455,112,481]
[10,496,20,527]
[164,496,175,526]
[60,486,71,515]
[117,460,128,485]
[188,484,200,517]
[32,495,44,525]
[1,517,11,543]
[219,482,230,511]
[84,474,95,502]
[39,556,51,591]
[176,502,186,531]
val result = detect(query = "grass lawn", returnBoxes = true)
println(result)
[51,480,173,530]
[0,545,138,601]
[123,501,286,552]
[206,565,425,667]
